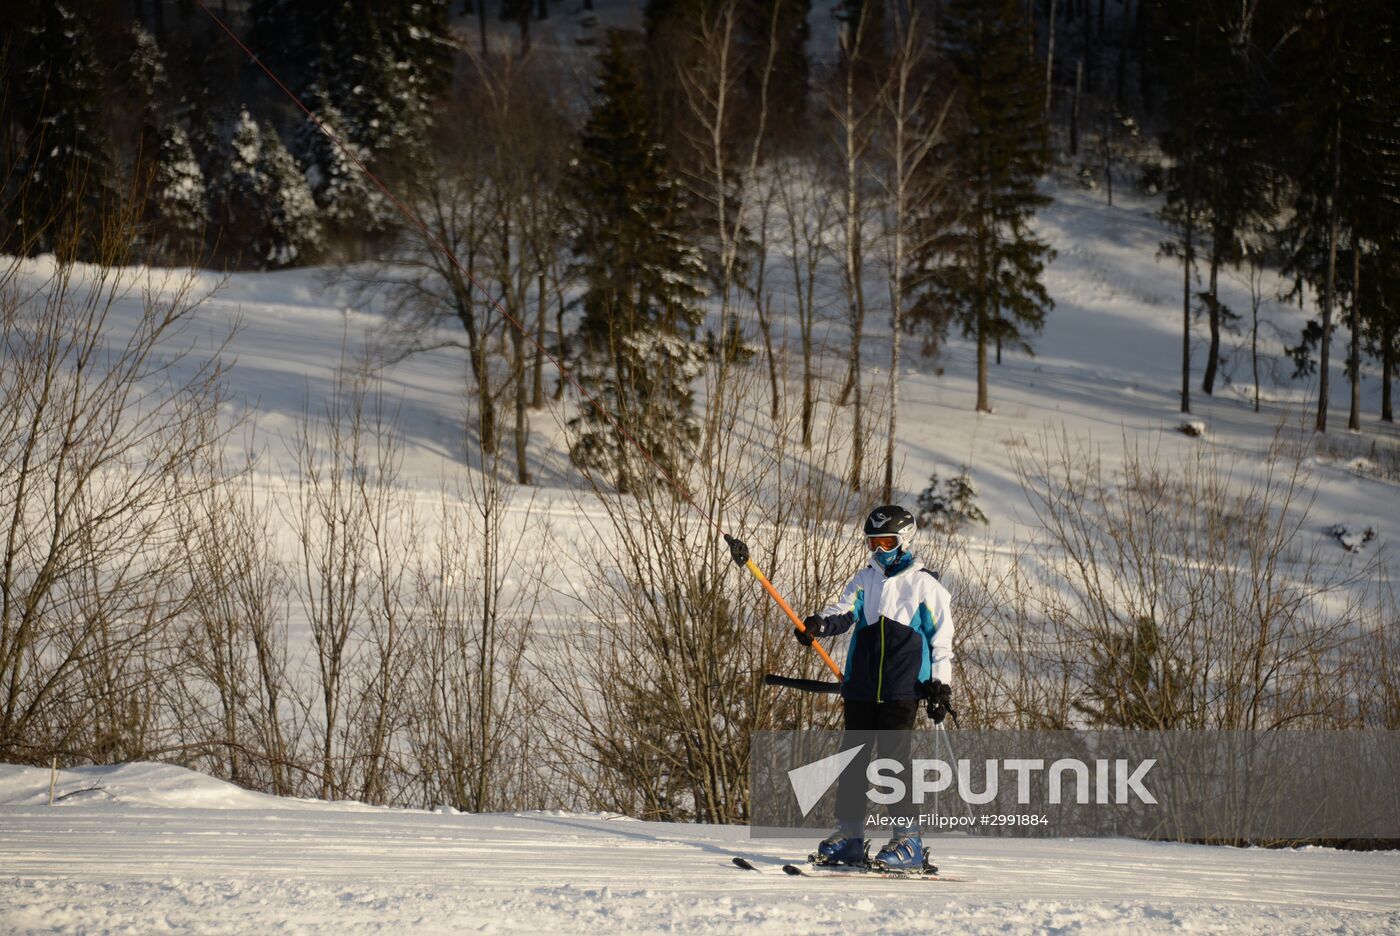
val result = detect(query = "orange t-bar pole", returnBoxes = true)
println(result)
[725,536,845,682]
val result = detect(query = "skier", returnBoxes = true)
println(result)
[795,504,954,871]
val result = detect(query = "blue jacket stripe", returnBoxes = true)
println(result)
[845,588,865,677]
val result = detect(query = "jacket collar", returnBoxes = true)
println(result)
[868,551,921,578]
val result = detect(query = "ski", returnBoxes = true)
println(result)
[731,856,768,873]
[782,862,968,882]
[733,854,968,881]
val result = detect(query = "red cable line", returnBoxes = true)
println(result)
[192,0,727,538]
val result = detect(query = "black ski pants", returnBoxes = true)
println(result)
[835,698,920,839]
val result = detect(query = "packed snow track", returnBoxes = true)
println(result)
[1,764,1396,934]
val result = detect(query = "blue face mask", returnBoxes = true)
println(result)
[872,547,901,569]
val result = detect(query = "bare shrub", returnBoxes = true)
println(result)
[0,216,230,764]
[173,466,303,795]
[406,461,546,812]
[1011,432,1380,730]
[285,369,417,801]
[1346,567,1400,729]
[941,537,1075,728]
[1308,431,1400,484]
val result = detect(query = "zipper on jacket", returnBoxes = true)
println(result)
[876,616,886,703]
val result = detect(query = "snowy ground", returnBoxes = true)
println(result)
[2,763,1396,935]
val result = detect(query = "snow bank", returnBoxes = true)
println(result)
[0,762,375,812]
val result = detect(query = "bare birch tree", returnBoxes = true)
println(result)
[773,156,837,450]
[876,1,953,501]
[829,8,881,490]
[357,96,505,458]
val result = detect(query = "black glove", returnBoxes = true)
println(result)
[794,614,824,647]
[922,679,956,725]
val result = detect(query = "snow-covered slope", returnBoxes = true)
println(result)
[8,175,1397,635]
[1,762,1396,935]
[173,182,1400,548]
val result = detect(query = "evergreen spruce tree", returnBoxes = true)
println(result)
[259,129,322,269]
[566,31,708,493]
[128,25,208,263]
[209,107,321,269]
[1150,0,1281,399]
[129,24,169,131]
[1,1,113,257]
[209,107,267,266]
[249,1,449,187]
[910,0,1053,413]
[1075,617,1190,729]
[148,124,209,263]
[293,88,384,250]
[1275,0,1390,432]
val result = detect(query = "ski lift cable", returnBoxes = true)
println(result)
[191,0,843,682]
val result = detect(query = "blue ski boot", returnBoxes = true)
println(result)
[871,835,928,871]
[812,831,867,866]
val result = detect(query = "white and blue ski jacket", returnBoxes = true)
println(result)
[811,553,953,702]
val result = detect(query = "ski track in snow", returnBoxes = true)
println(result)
[1,764,1397,935]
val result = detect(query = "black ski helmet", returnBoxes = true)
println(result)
[863,505,916,549]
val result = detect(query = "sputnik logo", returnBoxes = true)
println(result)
[787,744,865,816]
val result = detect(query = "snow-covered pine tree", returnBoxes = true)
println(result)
[128,25,208,263]
[566,30,708,494]
[209,107,320,269]
[259,127,322,269]
[915,470,988,533]
[908,0,1053,414]
[294,88,384,253]
[129,24,169,118]
[209,107,266,267]
[249,0,449,188]
[1,1,113,257]
[149,125,209,264]
[328,42,431,183]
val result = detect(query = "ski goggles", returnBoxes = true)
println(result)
[866,535,899,551]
